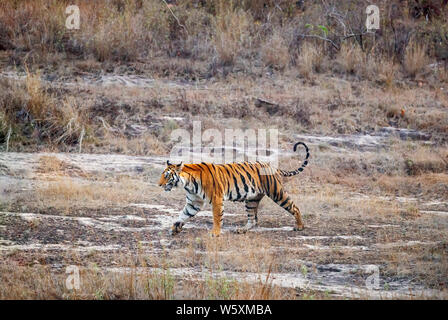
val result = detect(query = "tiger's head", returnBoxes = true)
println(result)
[159,160,183,192]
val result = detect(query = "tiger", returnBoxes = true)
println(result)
[158,142,310,236]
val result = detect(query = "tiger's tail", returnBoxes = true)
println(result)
[279,142,310,177]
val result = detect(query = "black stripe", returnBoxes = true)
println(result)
[233,176,241,200]
[265,174,271,194]
[280,197,290,207]
[192,178,199,194]
[187,203,200,212]
[202,163,215,188]
[272,178,278,201]
[184,208,195,217]
[241,175,249,194]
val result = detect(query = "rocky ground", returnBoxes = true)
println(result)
[1,130,447,299]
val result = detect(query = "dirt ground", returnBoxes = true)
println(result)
[1,136,447,299]
[2,0,448,301]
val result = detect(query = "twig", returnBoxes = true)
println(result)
[5,125,11,152]
[161,0,188,35]
[79,127,85,153]
[342,31,376,41]
[298,34,340,50]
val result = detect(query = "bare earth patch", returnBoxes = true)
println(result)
[0,150,447,299]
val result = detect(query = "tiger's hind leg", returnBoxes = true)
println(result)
[211,196,224,237]
[237,194,264,234]
[268,189,304,231]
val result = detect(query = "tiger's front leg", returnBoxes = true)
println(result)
[170,193,203,235]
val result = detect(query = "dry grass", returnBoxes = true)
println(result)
[403,146,448,176]
[261,31,290,70]
[0,0,445,82]
[335,43,364,75]
[1,0,447,301]
[203,233,276,273]
[212,2,254,66]
[105,133,167,156]
[404,42,428,78]
[0,254,289,300]
[36,155,88,178]
[296,42,323,79]
[34,176,154,213]
[0,72,89,148]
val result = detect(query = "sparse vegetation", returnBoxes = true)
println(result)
[404,42,428,78]
[0,0,447,300]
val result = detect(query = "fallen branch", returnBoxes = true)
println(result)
[5,125,11,152]
[78,127,85,153]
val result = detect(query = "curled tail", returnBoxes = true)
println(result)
[280,142,310,177]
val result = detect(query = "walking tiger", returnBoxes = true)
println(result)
[158,142,310,236]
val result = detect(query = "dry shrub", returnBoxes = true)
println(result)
[374,58,399,86]
[404,41,428,78]
[296,42,323,79]
[0,261,63,299]
[0,0,445,73]
[404,146,448,176]
[37,155,68,173]
[37,155,87,178]
[352,52,400,84]
[181,8,214,60]
[0,0,67,58]
[335,43,364,75]
[261,31,290,70]
[89,3,143,62]
[0,72,89,147]
[213,2,253,65]
[0,109,10,145]
[25,71,51,120]
[436,65,448,83]
[25,72,87,145]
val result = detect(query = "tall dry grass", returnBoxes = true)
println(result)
[0,256,288,300]
[0,71,88,147]
[261,31,290,70]
[212,2,254,66]
[404,41,428,78]
[335,43,364,75]
[296,42,323,78]
[0,0,445,81]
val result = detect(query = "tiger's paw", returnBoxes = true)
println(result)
[235,223,256,234]
[170,221,184,236]
[209,229,221,237]
[235,227,248,234]
[293,225,304,231]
